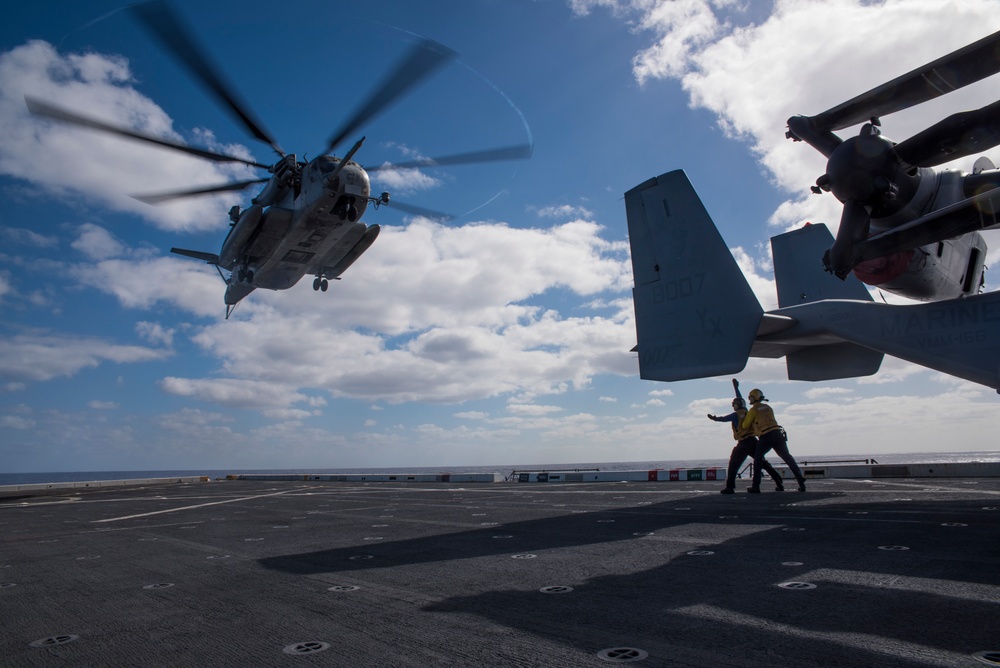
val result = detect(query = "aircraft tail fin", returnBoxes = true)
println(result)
[626,170,762,381]
[771,224,873,306]
[769,224,884,380]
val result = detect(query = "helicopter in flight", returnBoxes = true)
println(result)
[785,28,1000,302]
[26,1,531,318]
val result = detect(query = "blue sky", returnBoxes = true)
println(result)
[1,0,997,473]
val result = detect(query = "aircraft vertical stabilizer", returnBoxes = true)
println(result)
[770,224,884,380]
[626,170,763,381]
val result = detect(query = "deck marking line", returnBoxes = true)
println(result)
[91,490,296,523]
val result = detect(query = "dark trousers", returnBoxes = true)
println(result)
[726,437,781,489]
[752,430,804,488]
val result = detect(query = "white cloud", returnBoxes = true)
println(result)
[2,227,58,247]
[455,411,489,419]
[607,0,1000,213]
[802,387,852,399]
[135,321,175,347]
[507,403,564,416]
[535,204,594,220]
[159,377,312,411]
[0,331,170,382]
[372,166,442,195]
[0,40,259,233]
[72,223,124,260]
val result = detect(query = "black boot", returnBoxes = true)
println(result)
[746,486,760,493]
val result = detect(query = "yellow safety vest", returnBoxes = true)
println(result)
[733,408,754,441]
[743,403,781,437]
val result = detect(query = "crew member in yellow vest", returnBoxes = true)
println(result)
[741,388,807,493]
[707,378,784,494]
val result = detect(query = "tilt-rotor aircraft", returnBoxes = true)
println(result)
[627,31,1000,392]
[26,1,531,318]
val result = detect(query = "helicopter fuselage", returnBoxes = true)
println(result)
[220,155,378,306]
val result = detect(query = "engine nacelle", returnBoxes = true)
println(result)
[855,233,987,301]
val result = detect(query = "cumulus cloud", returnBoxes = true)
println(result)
[0,331,170,382]
[535,204,594,220]
[2,227,58,247]
[0,40,258,233]
[71,223,125,260]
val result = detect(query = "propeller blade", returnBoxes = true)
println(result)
[381,200,453,222]
[825,200,871,279]
[25,97,272,169]
[324,38,456,155]
[859,186,1000,261]
[131,178,268,204]
[130,0,285,156]
[364,143,533,172]
[895,99,1000,167]
[807,29,1000,132]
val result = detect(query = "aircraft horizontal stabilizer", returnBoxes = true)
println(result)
[626,170,762,381]
[765,295,1000,390]
[171,248,220,264]
[769,223,884,380]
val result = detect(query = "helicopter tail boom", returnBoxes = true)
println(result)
[626,170,1000,390]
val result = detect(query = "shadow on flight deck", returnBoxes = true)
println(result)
[257,490,999,663]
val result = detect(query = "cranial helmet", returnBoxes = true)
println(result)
[732,398,746,410]
[748,388,765,404]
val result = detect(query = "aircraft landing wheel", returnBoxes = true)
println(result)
[313,277,321,291]
[245,270,254,283]
[320,279,329,292]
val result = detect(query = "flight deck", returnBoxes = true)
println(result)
[2,478,998,666]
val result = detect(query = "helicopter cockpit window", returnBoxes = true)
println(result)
[317,158,342,174]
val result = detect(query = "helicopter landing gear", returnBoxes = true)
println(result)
[237,267,254,284]
[313,277,328,292]
[333,196,359,222]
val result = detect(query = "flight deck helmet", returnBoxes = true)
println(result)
[748,388,766,404]
[732,398,746,410]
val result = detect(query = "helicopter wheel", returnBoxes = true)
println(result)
[320,279,329,292]
[245,270,254,283]
[313,277,321,291]
[237,268,246,282]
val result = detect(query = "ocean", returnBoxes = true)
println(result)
[1,451,997,486]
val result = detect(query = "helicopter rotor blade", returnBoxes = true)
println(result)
[131,178,269,204]
[894,99,1000,167]
[25,97,273,169]
[382,199,454,222]
[324,38,456,156]
[805,29,1000,132]
[364,143,533,172]
[131,0,285,156]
